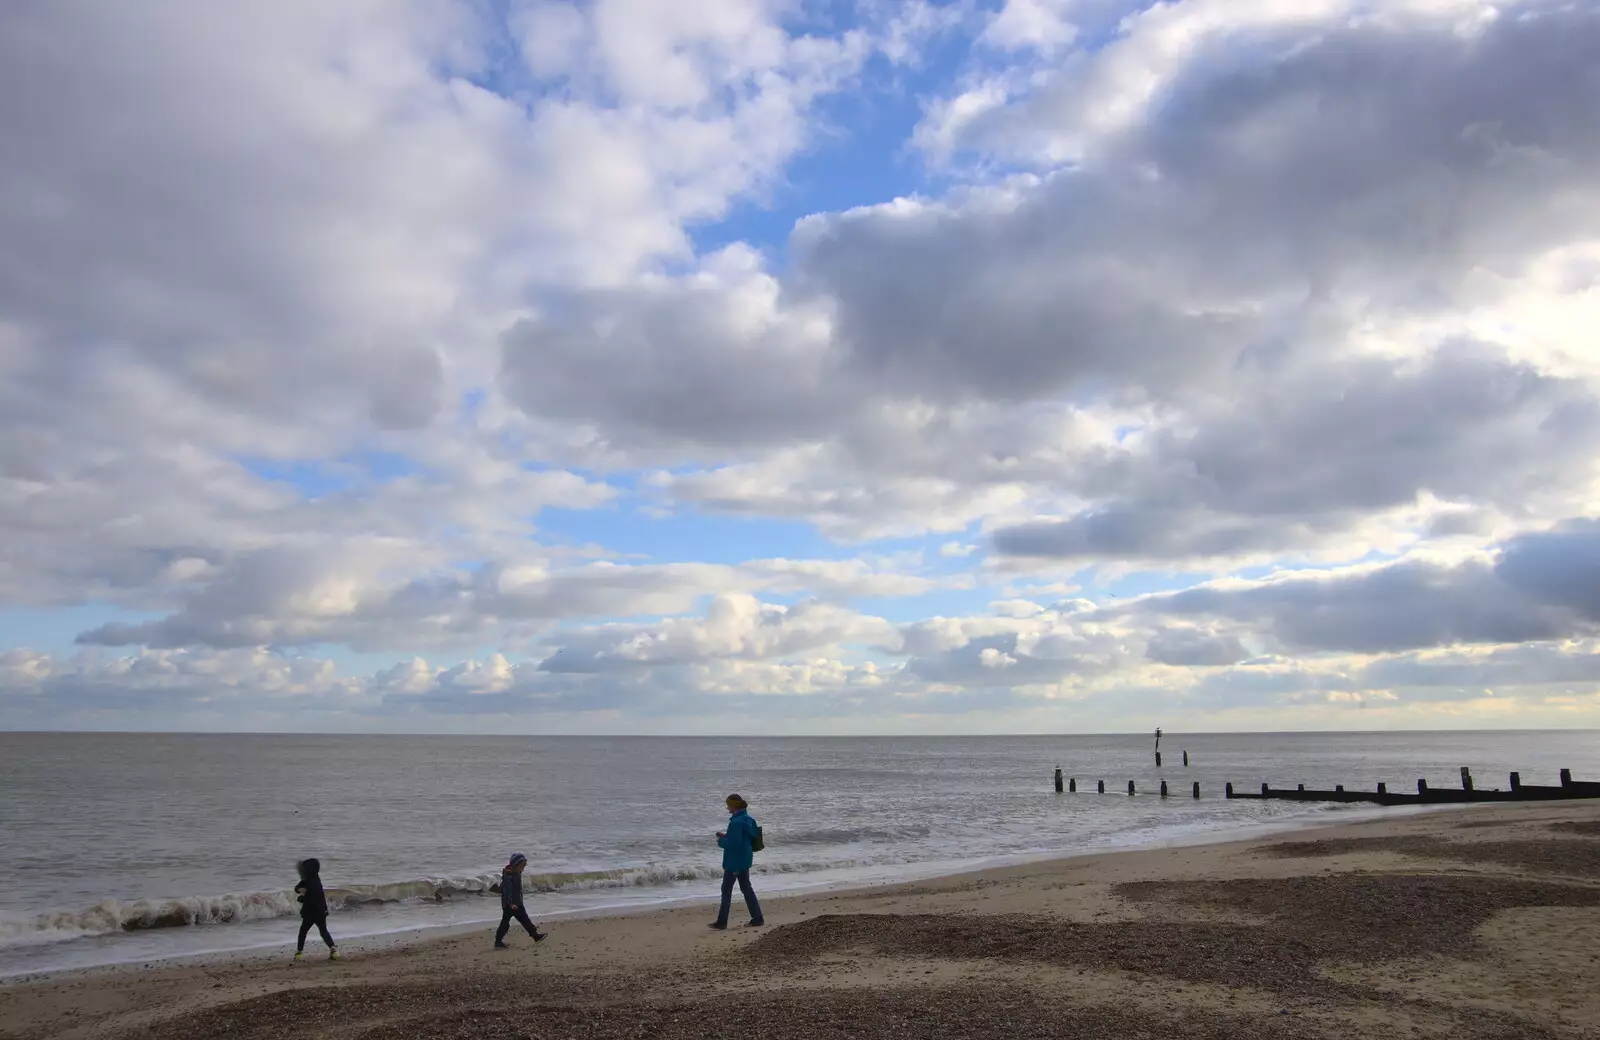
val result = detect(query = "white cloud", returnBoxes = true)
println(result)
[6,0,1600,733]
[979,0,1080,54]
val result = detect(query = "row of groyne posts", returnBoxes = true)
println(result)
[1052,729,1600,806]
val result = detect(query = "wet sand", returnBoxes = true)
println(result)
[5,802,1600,1039]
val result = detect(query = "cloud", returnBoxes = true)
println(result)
[501,3,1600,554]
[1145,627,1250,667]
[991,346,1600,565]
[537,594,898,673]
[1113,520,1600,654]
[7,1,1600,733]
[71,549,955,653]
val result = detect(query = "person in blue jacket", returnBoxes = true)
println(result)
[709,793,764,929]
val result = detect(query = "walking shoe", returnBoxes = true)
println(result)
[746,920,765,928]
[494,940,508,949]
[533,930,548,944]
[329,949,340,961]
[293,951,303,961]
[707,922,728,930]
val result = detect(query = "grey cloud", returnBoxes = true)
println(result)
[499,273,851,450]
[993,347,1600,562]
[1116,519,1600,654]
[500,6,1600,562]
[1357,642,1600,691]
[1495,519,1600,621]
[1150,558,1562,654]
[71,550,938,653]
[1145,627,1250,667]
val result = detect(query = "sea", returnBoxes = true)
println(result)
[1,730,1596,978]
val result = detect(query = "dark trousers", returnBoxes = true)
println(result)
[496,905,539,942]
[297,916,334,951]
[715,870,763,926]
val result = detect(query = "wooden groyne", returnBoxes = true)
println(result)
[1224,768,1600,806]
[1052,767,1600,804]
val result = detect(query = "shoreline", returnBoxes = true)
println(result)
[9,799,1600,1039]
[0,798,1480,986]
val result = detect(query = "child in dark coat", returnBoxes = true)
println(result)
[494,852,549,949]
[294,858,339,961]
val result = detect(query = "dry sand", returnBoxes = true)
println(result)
[5,802,1600,1039]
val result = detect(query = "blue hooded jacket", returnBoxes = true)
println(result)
[716,809,759,874]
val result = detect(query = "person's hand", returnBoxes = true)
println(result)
[716,831,725,838]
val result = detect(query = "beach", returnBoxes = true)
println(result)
[4,801,1599,1040]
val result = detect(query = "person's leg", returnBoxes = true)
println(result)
[737,871,763,924]
[297,918,313,953]
[513,906,540,938]
[316,918,336,948]
[712,871,736,927]
[495,908,514,944]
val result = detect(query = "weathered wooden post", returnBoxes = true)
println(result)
[1509,772,1521,793]
[1155,751,1163,767]
[1335,784,1344,792]
[1098,779,1105,794]
[1192,781,1200,799]
[1418,779,1429,795]
[1460,767,1473,792]
[1261,782,1269,796]
[1055,767,1064,794]
[1069,777,1077,793]
[1225,782,1234,799]
[1128,780,1136,796]
[1561,768,1573,788]
[1377,782,1388,795]
[1297,783,1305,791]
[1160,780,1169,797]
[1183,749,1189,767]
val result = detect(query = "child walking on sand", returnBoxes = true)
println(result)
[294,858,339,961]
[494,852,549,949]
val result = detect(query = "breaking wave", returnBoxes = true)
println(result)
[0,857,874,948]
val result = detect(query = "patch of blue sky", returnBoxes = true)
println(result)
[689,21,979,266]
[1,604,166,656]
[536,503,856,564]
[238,450,420,500]
[852,584,1004,623]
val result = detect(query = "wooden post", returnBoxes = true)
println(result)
[1055,767,1064,794]
[1098,779,1105,794]
[1418,779,1428,795]
[1225,782,1234,799]
[1377,782,1387,795]
[1128,780,1136,796]
[1192,781,1200,799]
[1155,751,1163,767]
[1561,768,1573,787]
[1183,750,1189,767]
[1261,782,1269,796]
[1160,780,1169,797]
[1509,772,1521,792]
[1460,767,1473,792]
[1069,777,1077,793]
[1297,783,1305,791]
[1335,784,1344,792]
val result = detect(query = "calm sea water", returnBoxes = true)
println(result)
[1,731,1596,977]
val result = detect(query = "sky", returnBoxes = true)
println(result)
[3,0,1600,735]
